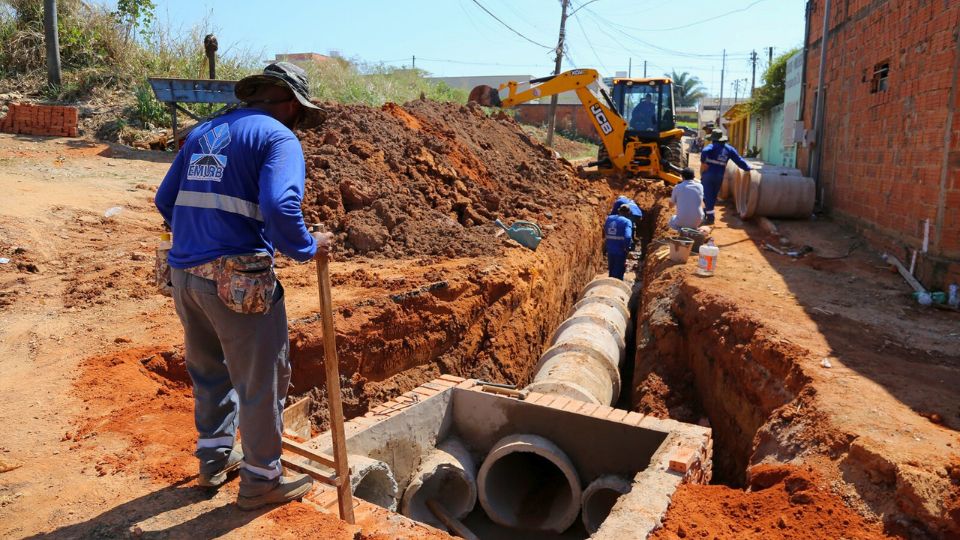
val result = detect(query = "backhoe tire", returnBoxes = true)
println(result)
[597,145,613,173]
[661,139,687,171]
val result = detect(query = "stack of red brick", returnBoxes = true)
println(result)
[0,103,79,137]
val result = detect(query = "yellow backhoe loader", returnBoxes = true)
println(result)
[469,69,687,184]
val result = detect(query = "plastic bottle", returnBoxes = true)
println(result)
[949,284,959,308]
[155,232,173,296]
[697,239,719,277]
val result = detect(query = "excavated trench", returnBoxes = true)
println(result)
[625,188,803,487]
[133,181,815,538]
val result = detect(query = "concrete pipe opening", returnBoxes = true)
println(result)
[478,434,582,533]
[400,438,477,530]
[581,474,632,534]
[350,455,399,511]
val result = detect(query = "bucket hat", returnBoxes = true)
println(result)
[235,62,319,109]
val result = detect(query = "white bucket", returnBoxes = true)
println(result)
[697,244,720,276]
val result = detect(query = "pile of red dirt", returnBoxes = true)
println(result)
[651,464,891,539]
[297,99,592,258]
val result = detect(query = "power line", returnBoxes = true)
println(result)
[468,0,553,49]
[595,0,772,32]
[572,9,608,72]
[399,56,550,68]
[584,9,751,59]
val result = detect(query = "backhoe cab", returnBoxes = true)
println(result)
[469,69,686,184]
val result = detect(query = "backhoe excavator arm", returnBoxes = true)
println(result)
[469,69,630,170]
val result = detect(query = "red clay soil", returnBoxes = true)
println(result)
[651,465,891,539]
[297,99,592,258]
[71,346,195,483]
[631,178,960,538]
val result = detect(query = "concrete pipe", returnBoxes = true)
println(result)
[400,437,477,530]
[752,173,815,218]
[580,276,631,306]
[581,475,632,534]
[527,276,630,405]
[527,343,620,405]
[736,170,815,219]
[733,168,755,218]
[719,160,737,200]
[350,454,399,511]
[478,434,582,533]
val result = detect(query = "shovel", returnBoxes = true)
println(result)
[494,219,542,251]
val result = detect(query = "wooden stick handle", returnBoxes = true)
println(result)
[426,499,479,540]
[315,254,355,524]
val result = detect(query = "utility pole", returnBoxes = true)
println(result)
[545,0,570,148]
[733,79,740,104]
[750,50,758,94]
[628,57,632,77]
[717,49,726,123]
[643,60,647,77]
[768,46,774,67]
[810,0,831,204]
[412,55,416,69]
[43,0,62,87]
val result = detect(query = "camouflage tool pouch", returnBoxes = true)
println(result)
[215,254,277,315]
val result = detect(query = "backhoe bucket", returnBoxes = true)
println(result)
[468,85,502,107]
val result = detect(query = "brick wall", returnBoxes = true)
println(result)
[515,104,602,143]
[0,103,79,137]
[797,0,960,289]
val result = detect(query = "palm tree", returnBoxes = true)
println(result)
[666,71,707,107]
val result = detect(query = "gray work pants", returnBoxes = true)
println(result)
[171,268,291,496]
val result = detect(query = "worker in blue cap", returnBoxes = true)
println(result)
[604,205,634,280]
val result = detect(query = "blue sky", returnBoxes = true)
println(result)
[116,0,808,96]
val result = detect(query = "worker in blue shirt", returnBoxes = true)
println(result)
[610,195,643,247]
[604,205,634,280]
[629,93,656,131]
[699,129,751,225]
[155,62,330,510]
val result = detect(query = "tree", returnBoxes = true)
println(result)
[747,47,801,115]
[666,70,707,107]
[114,0,155,39]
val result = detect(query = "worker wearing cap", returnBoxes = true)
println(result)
[699,129,750,225]
[155,62,332,510]
[604,205,634,280]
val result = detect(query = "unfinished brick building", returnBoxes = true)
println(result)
[797,0,960,290]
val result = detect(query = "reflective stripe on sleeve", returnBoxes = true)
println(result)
[175,190,264,222]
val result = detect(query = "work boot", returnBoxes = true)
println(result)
[198,447,244,489]
[236,473,314,511]
[703,213,715,226]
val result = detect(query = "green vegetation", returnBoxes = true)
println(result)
[666,71,707,107]
[0,0,466,135]
[521,124,598,161]
[303,59,466,107]
[747,47,801,115]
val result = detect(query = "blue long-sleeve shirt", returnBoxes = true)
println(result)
[604,214,633,256]
[155,109,317,268]
[610,196,643,218]
[700,142,751,180]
